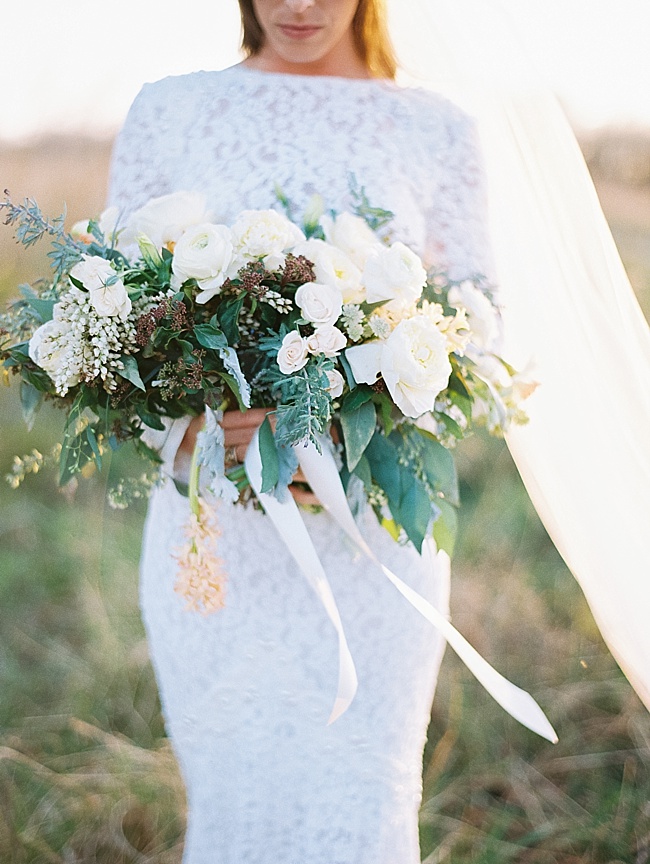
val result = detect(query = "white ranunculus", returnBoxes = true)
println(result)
[295,282,343,328]
[69,255,131,319]
[231,209,304,270]
[381,315,452,418]
[277,331,309,374]
[28,317,79,386]
[171,223,235,302]
[306,325,347,357]
[71,207,120,245]
[123,191,210,250]
[320,211,382,270]
[447,280,500,351]
[363,242,427,310]
[325,368,345,399]
[293,238,364,303]
[345,341,383,385]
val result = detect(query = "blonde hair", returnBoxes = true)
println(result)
[238,0,397,80]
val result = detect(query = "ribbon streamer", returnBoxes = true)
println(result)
[244,428,557,742]
[244,430,358,724]
[295,438,558,743]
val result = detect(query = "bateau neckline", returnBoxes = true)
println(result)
[223,63,400,89]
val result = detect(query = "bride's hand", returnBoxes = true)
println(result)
[179,409,320,506]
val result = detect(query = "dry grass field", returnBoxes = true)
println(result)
[0,129,649,863]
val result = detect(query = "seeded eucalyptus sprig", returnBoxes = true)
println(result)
[1,191,84,283]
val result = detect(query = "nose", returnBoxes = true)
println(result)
[284,0,316,11]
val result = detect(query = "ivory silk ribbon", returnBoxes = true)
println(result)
[244,431,558,743]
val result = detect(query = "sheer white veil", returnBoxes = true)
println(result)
[387,0,650,711]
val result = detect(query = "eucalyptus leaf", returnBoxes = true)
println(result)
[341,400,376,471]
[258,415,279,493]
[26,297,55,323]
[352,453,373,491]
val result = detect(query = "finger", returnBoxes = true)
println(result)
[221,408,272,428]
[224,427,259,447]
[289,486,321,506]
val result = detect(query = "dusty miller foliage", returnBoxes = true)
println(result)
[1,192,84,284]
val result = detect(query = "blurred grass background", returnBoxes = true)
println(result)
[1,130,649,862]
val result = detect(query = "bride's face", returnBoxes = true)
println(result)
[250,0,363,72]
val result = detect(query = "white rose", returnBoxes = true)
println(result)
[277,331,309,374]
[381,316,452,418]
[295,282,343,327]
[320,212,382,270]
[325,368,345,398]
[293,238,364,304]
[28,317,80,387]
[171,223,235,302]
[363,242,427,310]
[69,255,131,319]
[231,209,305,270]
[448,281,500,351]
[306,325,347,357]
[122,191,210,250]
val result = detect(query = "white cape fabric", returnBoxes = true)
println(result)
[389,0,650,711]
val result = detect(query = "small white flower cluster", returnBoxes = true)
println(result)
[28,284,139,396]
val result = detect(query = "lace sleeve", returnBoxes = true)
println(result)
[425,106,493,283]
[106,81,173,220]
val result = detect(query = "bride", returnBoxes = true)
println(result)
[108,0,650,861]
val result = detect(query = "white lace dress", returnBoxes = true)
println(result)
[108,65,489,864]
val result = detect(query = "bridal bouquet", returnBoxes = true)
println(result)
[1,188,530,611]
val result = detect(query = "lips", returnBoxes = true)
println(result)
[278,24,322,40]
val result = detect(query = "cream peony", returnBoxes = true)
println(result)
[277,331,309,374]
[363,242,427,310]
[171,223,235,302]
[69,255,131,319]
[122,191,210,250]
[306,325,347,357]
[381,316,452,417]
[295,282,343,327]
[320,211,382,270]
[293,238,364,304]
[325,368,345,398]
[231,209,304,270]
[448,280,500,351]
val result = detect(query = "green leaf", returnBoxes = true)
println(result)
[218,293,246,344]
[433,499,458,556]
[352,453,373,491]
[117,355,145,391]
[27,297,55,323]
[372,391,394,435]
[19,380,43,431]
[341,400,376,471]
[136,405,166,431]
[365,431,401,507]
[342,385,373,413]
[194,324,228,350]
[220,371,248,411]
[258,415,279,493]
[418,434,460,506]
[399,480,435,552]
[86,426,102,471]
